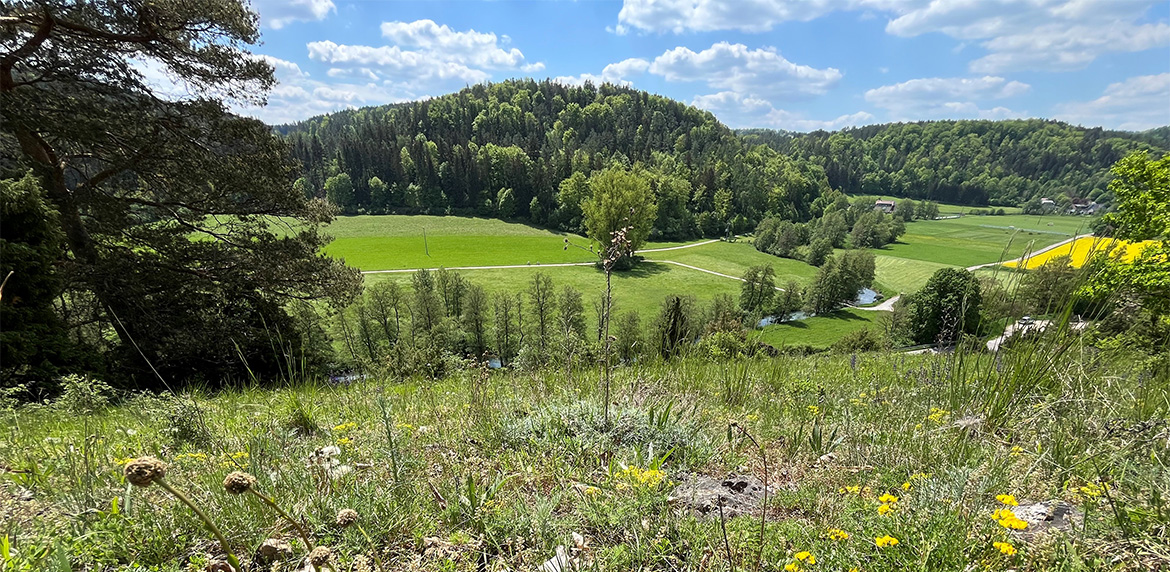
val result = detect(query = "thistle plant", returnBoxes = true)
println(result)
[565,222,635,425]
[123,457,242,572]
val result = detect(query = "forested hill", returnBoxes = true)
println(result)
[740,120,1168,206]
[277,79,832,240]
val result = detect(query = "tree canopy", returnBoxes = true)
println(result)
[0,0,360,390]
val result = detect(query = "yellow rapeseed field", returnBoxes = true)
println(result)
[1004,236,1159,269]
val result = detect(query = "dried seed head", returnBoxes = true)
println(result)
[308,546,332,566]
[124,456,167,487]
[223,471,257,495]
[336,508,359,528]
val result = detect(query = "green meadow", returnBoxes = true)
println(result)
[753,309,880,349]
[874,214,1090,268]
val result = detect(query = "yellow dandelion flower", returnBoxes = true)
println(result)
[874,535,899,548]
[996,494,1018,506]
[993,541,1017,556]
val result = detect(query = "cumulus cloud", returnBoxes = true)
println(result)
[615,0,1169,73]
[235,20,545,124]
[554,58,650,87]
[251,0,336,30]
[1055,73,1170,131]
[690,90,874,131]
[864,76,1029,121]
[379,20,527,69]
[649,42,841,99]
[304,20,541,96]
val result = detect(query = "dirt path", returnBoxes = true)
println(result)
[849,294,900,312]
[359,238,789,290]
[635,239,721,253]
[965,233,1093,271]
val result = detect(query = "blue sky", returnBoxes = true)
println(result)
[225,0,1170,131]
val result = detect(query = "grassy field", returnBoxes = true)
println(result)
[753,309,879,349]
[873,214,1091,268]
[6,339,1164,571]
[872,256,952,296]
[641,241,819,286]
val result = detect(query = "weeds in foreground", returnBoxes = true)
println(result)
[2,340,1168,571]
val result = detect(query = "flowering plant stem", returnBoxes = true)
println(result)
[356,524,386,572]
[154,479,242,572]
[248,488,316,550]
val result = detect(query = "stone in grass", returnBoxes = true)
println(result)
[255,538,294,563]
[668,473,776,519]
[1013,501,1083,541]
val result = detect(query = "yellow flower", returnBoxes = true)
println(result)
[583,486,600,496]
[113,456,134,466]
[745,414,759,423]
[337,437,353,446]
[826,528,849,541]
[807,405,820,415]
[993,541,1017,556]
[992,508,1028,530]
[784,563,801,572]
[926,407,948,424]
[839,485,861,495]
[878,493,899,504]
[332,422,357,432]
[616,466,665,489]
[878,503,893,515]
[874,535,899,548]
[901,481,911,491]
[1009,446,1023,457]
[795,551,815,564]
[996,494,1018,506]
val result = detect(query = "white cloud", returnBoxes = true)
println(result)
[865,76,1030,120]
[616,0,1169,73]
[690,90,874,131]
[235,20,544,124]
[554,58,650,87]
[379,20,527,69]
[1055,73,1170,130]
[649,42,842,99]
[252,0,336,30]
[307,40,492,85]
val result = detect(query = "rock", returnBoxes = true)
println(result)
[668,473,773,518]
[1013,500,1083,541]
[256,538,293,563]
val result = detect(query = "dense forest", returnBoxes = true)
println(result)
[282,82,1167,236]
[278,79,835,240]
[741,120,1168,206]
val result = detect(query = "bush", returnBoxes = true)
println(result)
[53,374,113,414]
[831,328,885,353]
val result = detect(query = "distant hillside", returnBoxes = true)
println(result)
[741,120,1168,206]
[277,79,832,240]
